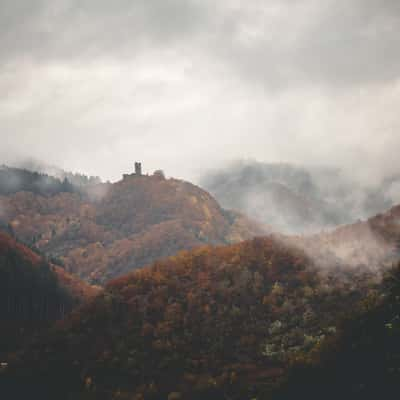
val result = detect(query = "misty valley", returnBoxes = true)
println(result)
[2,0,400,398]
[0,162,400,400]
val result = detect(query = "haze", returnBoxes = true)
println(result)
[1,0,399,183]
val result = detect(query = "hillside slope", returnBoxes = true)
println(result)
[0,230,99,359]
[272,264,400,400]
[292,204,400,271]
[2,234,386,400]
[0,171,263,284]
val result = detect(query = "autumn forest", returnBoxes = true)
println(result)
[1,1,400,398]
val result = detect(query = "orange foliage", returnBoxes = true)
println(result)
[0,175,264,284]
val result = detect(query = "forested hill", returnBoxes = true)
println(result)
[0,172,264,284]
[0,230,99,358]
[291,203,400,271]
[271,263,400,400]
[2,234,387,400]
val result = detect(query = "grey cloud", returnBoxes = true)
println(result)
[0,1,400,185]
[209,0,400,89]
[2,1,400,87]
[295,0,400,86]
[0,0,209,63]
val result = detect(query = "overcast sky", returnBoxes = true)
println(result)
[1,0,399,183]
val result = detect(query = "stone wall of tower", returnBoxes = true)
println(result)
[135,162,142,175]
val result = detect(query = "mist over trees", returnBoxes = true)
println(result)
[0,166,75,196]
[201,160,399,234]
[1,160,400,399]
[1,0,400,397]
[17,160,102,187]
[272,263,400,400]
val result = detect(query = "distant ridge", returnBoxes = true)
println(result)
[201,160,399,234]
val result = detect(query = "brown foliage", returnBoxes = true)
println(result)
[0,175,263,284]
[6,236,382,399]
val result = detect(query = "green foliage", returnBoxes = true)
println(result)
[272,263,400,400]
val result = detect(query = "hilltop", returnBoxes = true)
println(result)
[0,167,263,284]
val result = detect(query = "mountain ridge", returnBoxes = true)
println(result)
[5,199,400,399]
[201,160,400,234]
[0,167,264,284]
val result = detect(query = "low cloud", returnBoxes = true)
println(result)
[0,1,399,183]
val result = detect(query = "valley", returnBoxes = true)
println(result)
[1,164,400,399]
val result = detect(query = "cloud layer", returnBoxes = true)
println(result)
[1,0,399,182]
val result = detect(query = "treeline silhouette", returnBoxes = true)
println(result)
[0,250,72,321]
[0,233,74,358]
[0,166,75,196]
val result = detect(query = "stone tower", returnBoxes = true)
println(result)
[135,162,142,175]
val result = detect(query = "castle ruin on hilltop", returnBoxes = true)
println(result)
[134,162,142,175]
[122,162,166,180]
[123,162,142,179]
